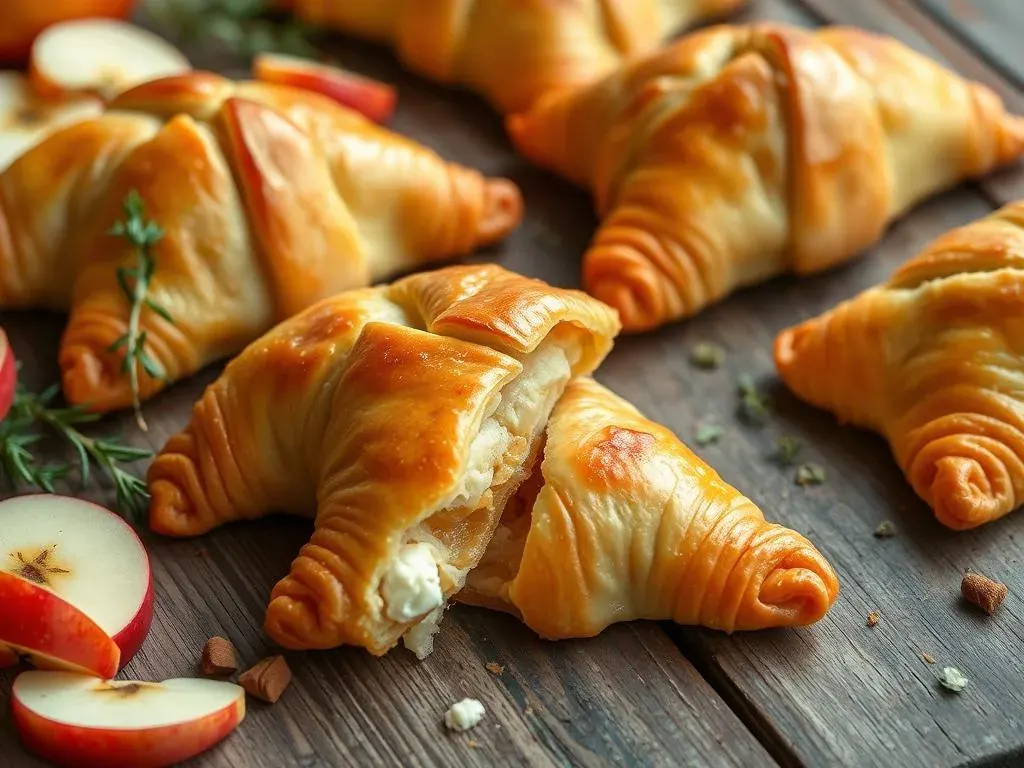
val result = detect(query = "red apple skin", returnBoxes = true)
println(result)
[0,572,120,678]
[0,1,136,63]
[0,328,16,422]
[254,54,398,123]
[0,644,18,667]
[111,570,153,669]
[12,685,245,768]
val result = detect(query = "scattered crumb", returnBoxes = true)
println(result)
[467,740,479,749]
[200,636,238,677]
[239,656,292,703]
[866,611,880,628]
[873,521,895,539]
[921,652,935,665]
[524,706,534,716]
[444,698,485,732]
[961,571,1008,616]
[485,662,504,676]
[938,667,968,693]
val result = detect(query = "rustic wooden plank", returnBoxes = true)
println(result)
[608,186,1024,768]
[0,16,776,765]
[913,0,1024,91]
[790,0,1024,206]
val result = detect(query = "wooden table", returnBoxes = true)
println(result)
[3,1,1024,766]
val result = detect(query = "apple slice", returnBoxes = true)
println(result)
[30,19,191,100]
[0,72,102,172]
[253,53,397,123]
[0,327,16,421]
[0,644,19,668]
[13,671,246,768]
[0,572,120,678]
[0,494,153,668]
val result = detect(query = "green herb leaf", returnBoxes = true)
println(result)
[695,423,725,446]
[938,667,968,693]
[795,463,826,487]
[737,373,770,424]
[689,342,725,370]
[0,383,153,519]
[108,190,168,431]
[873,520,896,539]
[775,436,803,466]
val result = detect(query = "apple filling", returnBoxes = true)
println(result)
[377,337,576,658]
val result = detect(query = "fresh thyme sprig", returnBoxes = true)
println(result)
[108,190,169,432]
[146,0,318,59]
[0,380,153,519]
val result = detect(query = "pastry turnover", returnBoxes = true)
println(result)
[280,0,748,113]
[0,72,522,413]
[508,24,1024,330]
[776,202,1024,531]
[148,264,620,656]
[460,377,839,636]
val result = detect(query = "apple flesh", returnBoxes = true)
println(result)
[0,572,120,678]
[30,19,190,100]
[0,71,102,173]
[0,0,136,63]
[0,327,16,421]
[0,494,153,668]
[13,671,245,768]
[253,53,397,123]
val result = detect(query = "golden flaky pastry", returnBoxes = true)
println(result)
[280,0,748,113]
[508,24,1024,330]
[461,377,839,636]
[776,201,1024,530]
[148,265,620,657]
[0,72,522,413]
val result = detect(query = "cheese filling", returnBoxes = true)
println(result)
[390,339,576,658]
[381,543,443,623]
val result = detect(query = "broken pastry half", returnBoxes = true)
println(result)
[508,24,1024,330]
[148,265,620,657]
[0,71,522,413]
[280,0,749,114]
[461,377,839,636]
[776,201,1024,531]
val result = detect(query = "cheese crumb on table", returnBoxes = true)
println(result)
[444,698,486,732]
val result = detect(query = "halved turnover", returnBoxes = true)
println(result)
[148,265,620,657]
[0,72,522,413]
[509,24,1024,330]
[461,377,839,636]
[775,201,1024,530]
[280,0,749,113]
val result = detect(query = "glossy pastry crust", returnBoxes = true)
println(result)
[508,24,1024,330]
[148,264,620,654]
[281,0,748,113]
[0,71,523,413]
[460,377,839,635]
[775,201,1024,530]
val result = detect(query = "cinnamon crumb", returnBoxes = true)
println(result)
[200,636,237,677]
[921,652,935,664]
[866,611,880,628]
[239,655,292,703]
[961,572,1008,616]
[485,662,504,676]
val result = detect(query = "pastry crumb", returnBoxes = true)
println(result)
[866,611,880,628]
[921,652,935,664]
[444,698,485,732]
[485,662,504,676]
[524,706,534,716]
